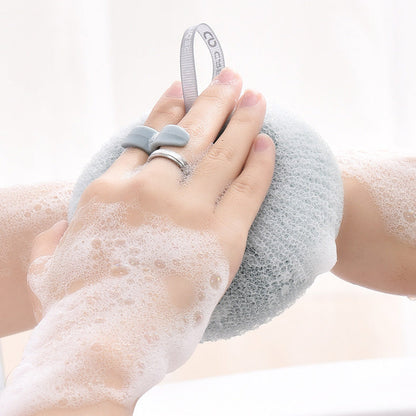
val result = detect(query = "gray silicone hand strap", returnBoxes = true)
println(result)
[121,125,157,154]
[149,124,190,153]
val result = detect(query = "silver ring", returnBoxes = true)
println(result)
[147,149,190,174]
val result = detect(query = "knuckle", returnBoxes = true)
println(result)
[206,144,235,164]
[231,176,257,196]
[179,121,206,140]
[200,89,227,108]
[83,177,114,198]
[81,177,132,205]
[130,172,157,196]
[230,111,252,125]
[153,102,184,121]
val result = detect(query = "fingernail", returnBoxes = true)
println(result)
[52,219,68,233]
[165,81,183,98]
[211,67,239,85]
[239,90,261,107]
[254,134,270,152]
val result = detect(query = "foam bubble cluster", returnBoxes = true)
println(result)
[335,148,416,247]
[0,182,73,264]
[0,182,73,322]
[67,102,344,341]
[0,201,229,413]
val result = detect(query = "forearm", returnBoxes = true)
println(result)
[0,204,229,415]
[332,155,416,296]
[0,182,73,337]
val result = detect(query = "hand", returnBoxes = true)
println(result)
[0,182,73,337]
[3,68,275,415]
[30,68,275,320]
[77,67,274,287]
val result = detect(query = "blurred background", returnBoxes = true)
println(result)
[1,0,416,386]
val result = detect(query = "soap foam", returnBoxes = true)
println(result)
[0,201,229,414]
[335,148,416,247]
[0,182,73,328]
[67,101,344,341]
[0,182,73,269]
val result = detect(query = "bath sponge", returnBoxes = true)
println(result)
[67,101,344,342]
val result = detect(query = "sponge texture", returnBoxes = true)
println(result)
[68,102,344,342]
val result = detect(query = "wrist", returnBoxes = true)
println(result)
[0,322,140,415]
[9,204,230,415]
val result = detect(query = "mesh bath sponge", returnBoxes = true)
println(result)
[67,100,344,342]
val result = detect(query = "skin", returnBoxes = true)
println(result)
[332,174,416,296]
[0,183,72,337]
[1,68,276,415]
[1,68,415,414]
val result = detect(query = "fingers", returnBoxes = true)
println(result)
[143,67,243,181]
[105,81,186,178]
[29,220,68,264]
[189,89,266,199]
[215,134,275,234]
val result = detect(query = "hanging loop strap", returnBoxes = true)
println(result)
[180,23,226,113]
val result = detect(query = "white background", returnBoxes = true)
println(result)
[1,0,416,186]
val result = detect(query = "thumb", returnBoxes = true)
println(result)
[28,220,68,323]
[30,219,69,264]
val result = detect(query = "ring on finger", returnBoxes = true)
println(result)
[147,148,191,176]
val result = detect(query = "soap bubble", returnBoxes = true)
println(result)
[66,101,343,342]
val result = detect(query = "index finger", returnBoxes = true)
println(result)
[105,81,186,177]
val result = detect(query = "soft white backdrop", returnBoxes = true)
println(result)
[1,0,416,384]
[2,0,416,186]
